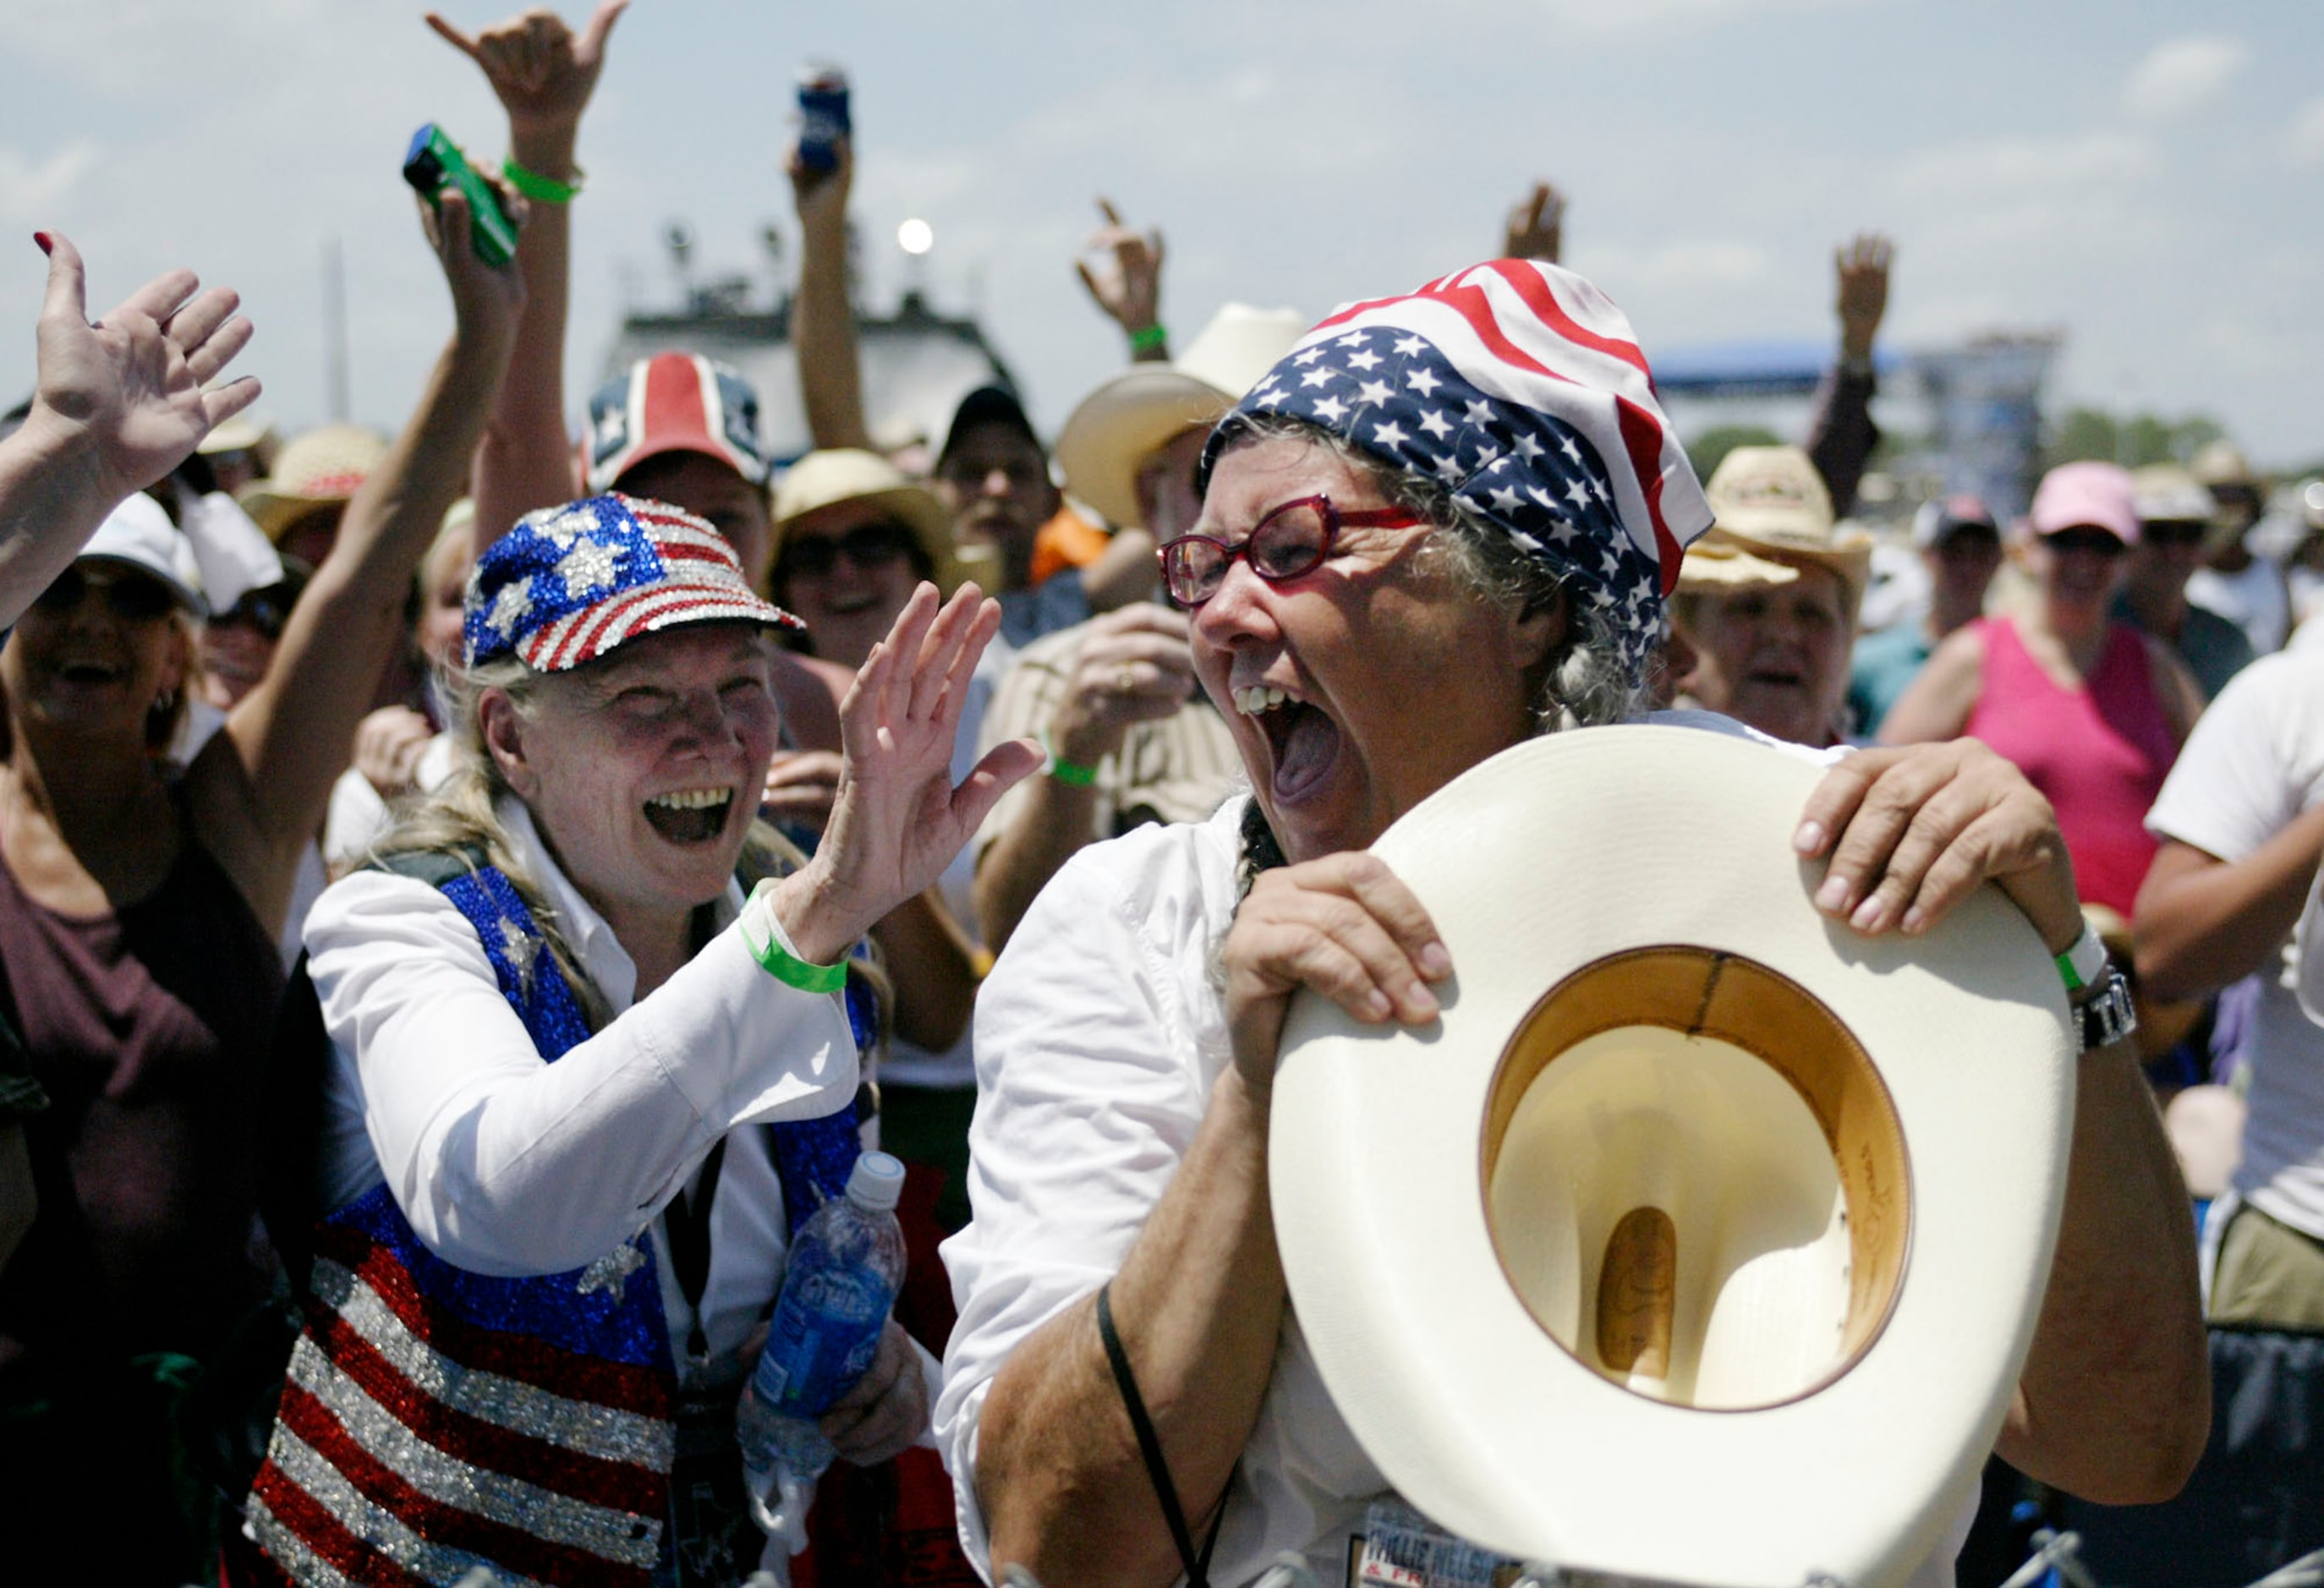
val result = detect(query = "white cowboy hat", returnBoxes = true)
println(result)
[1053,303,1306,529]
[1270,723,2075,1587]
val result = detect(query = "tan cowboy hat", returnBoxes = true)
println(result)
[237,424,387,541]
[769,448,962,596]
[1271,724,2075,1587]
[1052,303,1306,529]
[1684,445,1874,622]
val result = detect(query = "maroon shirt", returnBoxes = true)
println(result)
[0,826,282,1380]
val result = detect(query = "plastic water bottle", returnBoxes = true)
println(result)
[737,1151,907,1550]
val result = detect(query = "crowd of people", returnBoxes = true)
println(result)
[0,5,2313,1586]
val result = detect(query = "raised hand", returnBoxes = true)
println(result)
[787,583,1039,961]
[1503,181,1565,265]
[1834,232,1893,364]
[787,134,852,239]
[425,2,627,137]
[29,233,259,499]
[416,183,529,348]
[1074,197,1165,357]
[1220,852,1451,1096]
[1793,739,2080,954]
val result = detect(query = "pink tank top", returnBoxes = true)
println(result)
[1963,616,2178,915]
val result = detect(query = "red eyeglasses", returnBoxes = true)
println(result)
[1158,494,1424,607]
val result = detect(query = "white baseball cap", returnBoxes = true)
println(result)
[79,492,207,616]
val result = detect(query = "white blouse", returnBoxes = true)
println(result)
[938,716,1970,1585]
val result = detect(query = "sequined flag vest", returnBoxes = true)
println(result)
[247,862,864,1586]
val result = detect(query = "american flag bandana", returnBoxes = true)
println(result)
[1202,259,1712,679]
[464,493,802,671]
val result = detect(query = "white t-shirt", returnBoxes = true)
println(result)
[2147,649,2324,1240]
[938,715,1970,1586]
[2188,555,2291,658]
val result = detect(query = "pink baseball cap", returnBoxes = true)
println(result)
[2029,462,2140,547]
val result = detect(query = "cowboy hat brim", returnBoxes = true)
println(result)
[1270,720,2075,1586]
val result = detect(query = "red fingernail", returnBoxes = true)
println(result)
[32,233,51,255]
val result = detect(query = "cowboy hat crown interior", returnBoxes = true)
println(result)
[1271,723,2076,1588]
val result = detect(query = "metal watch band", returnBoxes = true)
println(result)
[2075,966,2138,1054]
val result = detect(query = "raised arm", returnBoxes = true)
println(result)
[0,235,256,626]
[1806,233,1890,518]
[428,1,627,545]
[193,187,525,934]
[1797,742,2208,1503]
[1501,180,1565,265]
[1074,198,1168,364]
[793,136,871,451]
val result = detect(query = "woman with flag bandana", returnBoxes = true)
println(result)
[936,260,2208,1585]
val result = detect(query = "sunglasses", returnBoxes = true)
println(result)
[783,521,917,578]
[32,564,177,622]
[1159,494,1424,608]
[215,588,295,642]
[2143,521,2207,549]
[2043,528,2128,559]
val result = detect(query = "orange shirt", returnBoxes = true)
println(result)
[1030,506,1110,586]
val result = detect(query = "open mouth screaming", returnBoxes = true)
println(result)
[1235,683,1339,802]
[642,786,736,845]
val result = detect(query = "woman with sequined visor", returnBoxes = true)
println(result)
[239,492,1036,1586]
[935,261,2208,1586]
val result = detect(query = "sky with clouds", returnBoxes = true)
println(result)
[1,0,2317,464]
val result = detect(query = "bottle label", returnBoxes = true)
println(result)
[755,1265,890,1417]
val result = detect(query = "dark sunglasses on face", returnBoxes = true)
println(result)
[1159,494,1425,608]
[783,521,917,578]
[2143,520,2208,549]
[2043,528,2128,559]
[32,564,177,622]
[216,588,295,642]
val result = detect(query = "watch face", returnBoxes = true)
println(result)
[2080,972,2138,1053]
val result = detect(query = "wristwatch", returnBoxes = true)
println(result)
[2072,966,2138,1054]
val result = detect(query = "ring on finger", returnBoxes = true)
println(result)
[1115,665,1136,694]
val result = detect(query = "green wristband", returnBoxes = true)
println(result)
[739,879,848,994]
[502,157,582,205]
[1041,728,1099,787]
[1127,322,1167,354]
[752,933,847,994]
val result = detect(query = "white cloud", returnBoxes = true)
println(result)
[2122,36,2250,121]
[1891,131,2152,202]
[0,143,101,222]
[2287,97,2324,166]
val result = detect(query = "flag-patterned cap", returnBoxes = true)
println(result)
[586,352,770,491]
[1202,259,1712,678]
[464,493,803,672]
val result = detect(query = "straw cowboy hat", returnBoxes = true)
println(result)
[1681,446,1875,623]
[236,424,388,542]
[769,447,962,595]
[1052,303,1307,529]
[1270,723,2075,1587]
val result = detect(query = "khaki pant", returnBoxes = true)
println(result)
[2210,1202,2324,1331]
